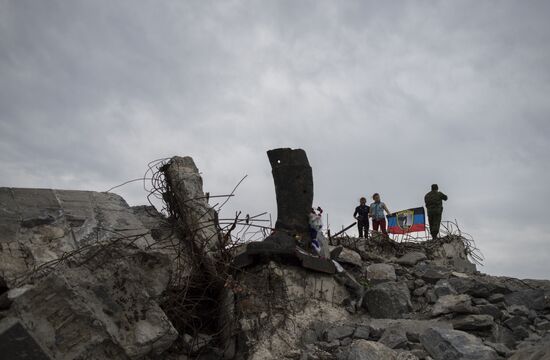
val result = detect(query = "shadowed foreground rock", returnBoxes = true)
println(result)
[0,188,177,359]
[0,318,50,360]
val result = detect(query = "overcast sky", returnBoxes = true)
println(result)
[1,1,549,279]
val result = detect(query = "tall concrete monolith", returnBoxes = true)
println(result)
[266,148,313,243]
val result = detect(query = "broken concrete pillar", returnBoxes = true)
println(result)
[266,148,313,241]
[161,156,221,256]
[233,148,337,274]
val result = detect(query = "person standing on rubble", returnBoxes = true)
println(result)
[309,207,329,258]
[353,197,370,238]
[369,193,391,236]
[424,184,448,239]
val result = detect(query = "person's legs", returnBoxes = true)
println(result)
[379,218,387,235]
[372,219,380,232]
[432,212,442,238]
[357,221,364,238]
[310,227,317,241]
[428,211,436,238]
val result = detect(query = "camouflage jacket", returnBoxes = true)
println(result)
[424,190,448,211]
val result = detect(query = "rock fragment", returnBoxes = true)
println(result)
[323,325,355,342]
[348,339,416,360]
[451,314,495,331]
[366,263,397,284]
[414,263,451,284]
[363,282,412,319]
[420,327,498,360]
[336,247,363,267]
[396,252,427,267]
[432,294,476,317]
[379,326,408,349]
[508,334,550,360]
[434,279,457,298]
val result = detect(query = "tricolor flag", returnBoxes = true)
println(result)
[387,207,426,234]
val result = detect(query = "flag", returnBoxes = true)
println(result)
[387,207,426,234]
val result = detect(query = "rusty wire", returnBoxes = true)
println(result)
[332,219,484,267]
[8,157,275,358]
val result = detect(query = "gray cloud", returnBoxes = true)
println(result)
[1,0,549,279]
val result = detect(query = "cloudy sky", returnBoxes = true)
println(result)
[1,1,549,279]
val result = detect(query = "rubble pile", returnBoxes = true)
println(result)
[223,229,549,360]
[0,188,178,359]
[277,234,550,360]
[0,149,548,360]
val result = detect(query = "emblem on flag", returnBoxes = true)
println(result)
[387,207,426,234]
[397,210,414,230]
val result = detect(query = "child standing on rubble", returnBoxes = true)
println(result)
[369,193,391,236]
[353,197,370,238]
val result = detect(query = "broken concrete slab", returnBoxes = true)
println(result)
[396,252,427,267]
[360,319,452,342]
[0,317,52,360]
[234,234,336,274]
[330,245,343,260]
[297,250,336,274]
[245,232,296,256]
[233,261,352,359]
[347,339,416,360]
[484,341,512,357]
[335,247,362,267]
[432,294,477,317]
[431,236,477,274]
[504,289,548,311]
[451,314,495,332]
[323,325,355,342]
[508,334,550,360]
[366,263,397,284]
[447,276,510,299]
[379,325,408,349]
[0,188,155,286]
[413,263,451,284]
[421,327,498,360]
[8,247,177,360]
[363,282,412,319]
[434,279,458,298]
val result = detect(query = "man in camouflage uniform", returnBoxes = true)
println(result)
[424,184,448,239]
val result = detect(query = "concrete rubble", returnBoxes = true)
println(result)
[0,148,548,359]
[0,188,177,359]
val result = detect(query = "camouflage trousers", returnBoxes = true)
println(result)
[427,210,442,238]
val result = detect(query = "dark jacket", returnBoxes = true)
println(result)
[354,205,370,222]
[424,190,448,212]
